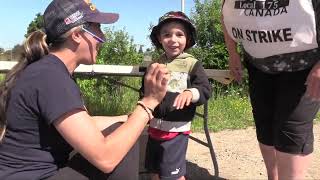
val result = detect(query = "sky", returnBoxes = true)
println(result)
[0,0,195,50]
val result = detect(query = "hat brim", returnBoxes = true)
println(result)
[86,12,119,24]
[150,25,162,49]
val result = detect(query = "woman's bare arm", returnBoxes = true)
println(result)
[54,63,169,173]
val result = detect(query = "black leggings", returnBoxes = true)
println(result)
[47,123,140,180]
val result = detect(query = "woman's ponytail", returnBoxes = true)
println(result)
[0,30,49,141]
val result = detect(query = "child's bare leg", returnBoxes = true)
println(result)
[151,173,160,180]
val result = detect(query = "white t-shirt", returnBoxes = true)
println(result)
[222,0,318,58]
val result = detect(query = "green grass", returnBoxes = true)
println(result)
[1,74,318,133]
[192,94,253,132]
[79,78,319,133]
[77,76,141,116]
[78,76,255,132]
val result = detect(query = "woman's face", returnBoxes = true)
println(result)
[158,21,187,59]
[79,23,105,64]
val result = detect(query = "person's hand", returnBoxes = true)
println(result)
[142,63,169,109]
[173,90,193,109]
[306,61,320,101]
[229,53,243,83]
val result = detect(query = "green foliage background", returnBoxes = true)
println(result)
[0,0,255,132]
[6,0,308,132]
[76,27,144,116]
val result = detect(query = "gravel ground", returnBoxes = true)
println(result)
[185,124,320,180]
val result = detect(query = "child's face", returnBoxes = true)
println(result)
[158,21,187,59]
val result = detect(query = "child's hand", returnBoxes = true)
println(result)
[173,90,193,109]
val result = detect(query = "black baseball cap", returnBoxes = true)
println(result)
[44,0,119,43]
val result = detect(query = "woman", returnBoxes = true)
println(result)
[0,0,169,179]
[221,0,320,179]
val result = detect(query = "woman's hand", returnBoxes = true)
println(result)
[142,63,169,109]
[306,61,320,101]
[173,90,193,109]
[229,53,243,83]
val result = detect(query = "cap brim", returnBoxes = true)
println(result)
[87,12,119,24]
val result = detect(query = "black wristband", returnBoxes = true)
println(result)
[137,101,153,120]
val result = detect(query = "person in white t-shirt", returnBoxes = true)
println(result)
[222,0,320,179]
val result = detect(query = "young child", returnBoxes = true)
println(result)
[140,11,212,180]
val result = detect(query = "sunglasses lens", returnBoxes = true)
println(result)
[82,27,105,43]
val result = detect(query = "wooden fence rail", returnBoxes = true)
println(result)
[0,61,233,84]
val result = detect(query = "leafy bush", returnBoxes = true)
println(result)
[192,88,254,132]
[77,77,141,116]
[77,27,144,116]
[189,0,251,96]
[188,45,228,70]
[97,27,143,66]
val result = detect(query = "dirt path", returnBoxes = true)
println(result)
[185,124,320,180]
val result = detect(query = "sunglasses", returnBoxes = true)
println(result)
[81,26,106,43]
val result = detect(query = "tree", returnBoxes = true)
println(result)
[189,0,248,96]
[188,0,229,70]
[25,13,44,37]
[0,47,8,61]
[11,44,24,60]
[78,27,144,115]
[138,45,144,54]
[98,27,143,65]
[191,0,225,47]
